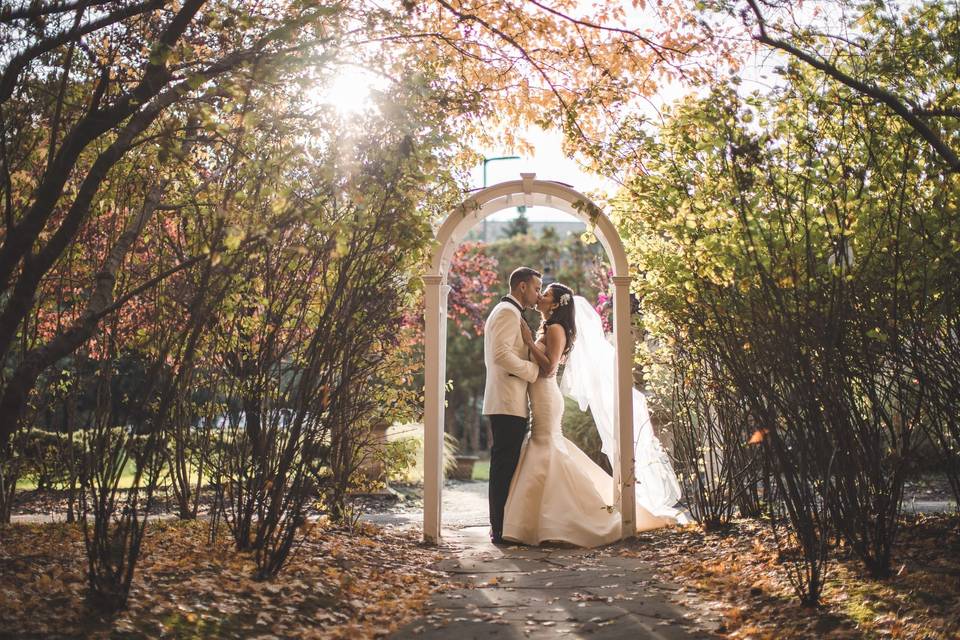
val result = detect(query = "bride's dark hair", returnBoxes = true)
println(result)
[541,283,576,357]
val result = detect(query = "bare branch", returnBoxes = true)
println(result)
[913,107,960,119]
[744,0,960,173]
[0,0,117,24]
[433,0,588,140]
[0,0,166,107]
[525,0,690,64]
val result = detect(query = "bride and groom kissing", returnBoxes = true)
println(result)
[483,266,683,548]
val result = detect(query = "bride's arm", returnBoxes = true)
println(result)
[524,334,550,372]
[541,324,566,377]
[521,321,550,374]
[523,323,565,376]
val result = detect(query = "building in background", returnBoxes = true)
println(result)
[463,218,587,243]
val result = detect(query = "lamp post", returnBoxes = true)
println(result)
[482,155,521,242]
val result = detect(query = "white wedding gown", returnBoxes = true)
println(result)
[502,296,684,548]
[502,365,676,548]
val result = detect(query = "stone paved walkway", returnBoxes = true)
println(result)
[389,526,722,639]
[364,479,956,638]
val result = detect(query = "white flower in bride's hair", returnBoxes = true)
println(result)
[559,293,572,306]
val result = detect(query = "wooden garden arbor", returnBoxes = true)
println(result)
[422,173,637,543]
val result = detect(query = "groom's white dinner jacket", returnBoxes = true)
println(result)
[482,295,540,417]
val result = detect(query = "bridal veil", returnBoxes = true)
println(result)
[559,296,686,523]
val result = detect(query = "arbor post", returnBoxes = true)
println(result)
[422,274,449,543]
[612,275,637,538]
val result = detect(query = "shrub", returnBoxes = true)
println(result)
[385,423,458,484]
[561,398,609,474]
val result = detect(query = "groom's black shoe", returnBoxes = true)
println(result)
[490,534,506,545]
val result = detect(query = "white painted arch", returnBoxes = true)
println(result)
[422,173,639,543]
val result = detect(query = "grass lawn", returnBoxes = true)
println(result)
[14,458,135,491]
[471,459,489,481]
[16,459,207,491]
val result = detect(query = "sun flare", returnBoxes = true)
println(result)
[309,68,385,117]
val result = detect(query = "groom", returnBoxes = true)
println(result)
[483,266,542,544]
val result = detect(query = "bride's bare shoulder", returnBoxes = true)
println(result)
[544,323,566,344]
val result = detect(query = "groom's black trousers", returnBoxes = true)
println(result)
[487,414,529,540]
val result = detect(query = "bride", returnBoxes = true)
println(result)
[502,282,683,548]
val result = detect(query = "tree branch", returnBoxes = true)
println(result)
[913,107,960,119]
[0,0,166,106]
[0,0,117,24]
[45,1,89,173]
[0,34,285,364]
[433,0,588,140]
[745,0,960,173]
[0,0,205,293]
[525,0,688,62]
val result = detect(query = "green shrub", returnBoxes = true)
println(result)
[561,398,609,474]
[18,429,72,490]
[386,423,458,484]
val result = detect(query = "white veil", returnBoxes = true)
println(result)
[560,295,686,522]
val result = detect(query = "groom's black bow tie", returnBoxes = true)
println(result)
[501,296,525,314]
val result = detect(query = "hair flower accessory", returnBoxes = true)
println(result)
[559,293,572,306]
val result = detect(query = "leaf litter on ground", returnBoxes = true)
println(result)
[613,514,960,639]
[0,517,456,638]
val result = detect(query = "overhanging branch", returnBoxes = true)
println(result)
[744,0,960,173]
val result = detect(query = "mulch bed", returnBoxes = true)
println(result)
[623,514,960,639]
[0,517,453,638]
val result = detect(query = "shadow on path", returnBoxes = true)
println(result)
[390,526,722,639]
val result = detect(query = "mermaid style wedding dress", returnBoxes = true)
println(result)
[501,361,676,547]
[501,297,683,548]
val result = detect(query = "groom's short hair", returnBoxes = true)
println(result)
[509,267,542,290]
